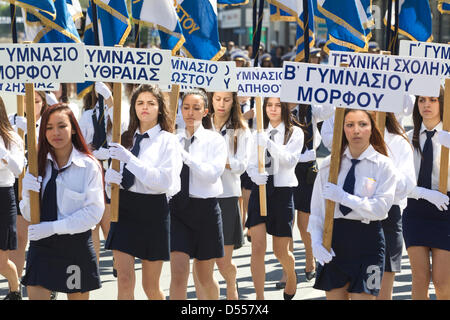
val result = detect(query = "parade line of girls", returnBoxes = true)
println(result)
[1,83,449,300]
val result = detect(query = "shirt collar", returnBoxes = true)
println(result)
[136,124,161,140]
[178,124,207,141]
[343,144,379,163]
[46,145,86,170]
[420,122,442,134]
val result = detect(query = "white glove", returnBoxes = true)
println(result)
[92,147,110,161]
[257,131,269,148]
[95,82,112,100]
[109,142,133,163]
[0,144,9,160]
[45,92,58,106]
[180,148,193,165]
[322,182,347,204]
[251,171,269,186]
[311,241,335,266]
[438,130,450,149]
[298,149,316,163]
[412,187,449,211]
[15,116,27,133]
[105,168,123,186]
[22,172,42,193]
[28,222,56,241]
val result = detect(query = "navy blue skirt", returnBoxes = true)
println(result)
[293,162,315,213]
[245,178,295,238]
[314,218,385,297]
[0,187,17,251]
[402,192,450,251]
[170,197,224,261]
[381,205,403,272]
[21,230,100,293]
[105,190,170,261]
[240,171,255,190]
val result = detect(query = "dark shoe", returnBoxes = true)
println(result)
[3,291,22,300]
[283,290,296,300]
[113,258,117,278]
[275,281,286,290]
[305,268,316,281]
[50,291,58,300]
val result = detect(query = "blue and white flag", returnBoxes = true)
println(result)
[176,0,225,61]
[4,0,56,19]
[131,0,185,55]
[385,0,432,42]
[268,1,315,61]
[269,1,296,22]
[438,0,450,14]
[312,0,326,24]
[22,0,81,43]
[78,0,131,97]
[66,0,83,28]
[217,0,248,7]
[318,0,371,53]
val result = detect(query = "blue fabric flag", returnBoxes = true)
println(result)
[269,2,296,22]
[175,0,225,61]
[384,0,433,42]
[6,0,56,19]
[131,0,185,55]
[318,0,372,53]
[77,0,131,97]
[23,0,81,43]
[438,0,450,14]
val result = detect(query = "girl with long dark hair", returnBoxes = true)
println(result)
[20,104,104,300]
[402,88,450,300]
[309,109,397,300]
[104,84,182,300]
[0,97,25,300]
[246,97,304,300]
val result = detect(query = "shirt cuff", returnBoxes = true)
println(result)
[52,219,70,235]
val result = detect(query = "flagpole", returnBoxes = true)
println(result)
[393,0,399,55]
[10,3,25,202]
[251,0,267,217]
[385,0,392,51]
[134,23,140,48]
[303,0,310,63]
[90,0,105,110]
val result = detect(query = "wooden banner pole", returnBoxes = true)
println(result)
[25,83,40,225]
[169,84,181,132]
[322,63,348,252]
[439,78,450,194]
[255,96,267,217]
[110,47,123,223]
[17,95,25,201]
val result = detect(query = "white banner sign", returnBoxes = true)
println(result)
[236,67,283,97]
[170,57,237,92]
[85,46,172,85]
[0,82,58,95]
[281,62,406,113]
[0,43,84,83]
[400,40,450,60]
[328,51,443,97]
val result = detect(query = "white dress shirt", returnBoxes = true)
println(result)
[211,121,252,198]
[79,102,129,148]
[308,145,397,242]
[20,147,104,235]
[0,131,25,187]
[384,131,416,209]
[176,125,227,198]
[247,122,304,187]
[116,124,182,197]
[8,113,41,141]
[407,122,450,192]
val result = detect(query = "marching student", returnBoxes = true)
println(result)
[308,108,397,300]
[376,112,416,300]
[169,89,227,300]
[8,90,49,283]
[193,91,251,300]
[246,97,304,300]
[20,103,104,300]
[78,82,128,271]
[104,84,182,300]
[0,97,25,300]
[403,89,450,300]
